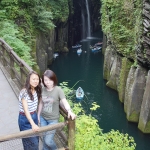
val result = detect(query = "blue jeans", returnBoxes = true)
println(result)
[40,116,58,150]
[18,112,39,150]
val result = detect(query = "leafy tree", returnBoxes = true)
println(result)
[0,20,35,66]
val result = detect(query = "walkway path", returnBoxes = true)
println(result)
[0,64,24,149]
[0,67,19,136]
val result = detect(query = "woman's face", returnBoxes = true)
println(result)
[30,73,39,88]
[44,76,54,88]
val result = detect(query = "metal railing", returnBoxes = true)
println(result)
[0,38,75,150]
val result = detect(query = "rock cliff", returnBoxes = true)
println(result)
[102,0,150,133]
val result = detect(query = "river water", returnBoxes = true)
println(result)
[49,33,150,150]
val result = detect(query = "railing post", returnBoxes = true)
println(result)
[68,118,75,150]
[1,43,7,66]
[10,52,15,79]
[20,64,25,87]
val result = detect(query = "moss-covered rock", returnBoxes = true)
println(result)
[138,121,150,133]
[63,46,69,53]
[103,45,114,80]
[106,54,122,90]
[126,66,147,122]
[124,66,136,113]
[32,64,40,75]
[127,111,139,122]
[118,58,132,103]
[138,70,150,133]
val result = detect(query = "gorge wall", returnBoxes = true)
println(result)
[102,0,150,133]
[36,23,69,74]
[36,0,101,73]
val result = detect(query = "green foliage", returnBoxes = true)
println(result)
[48,0,69,22]
[0,10,7,19]
[0,0,55,32]
[34,9,55,32]
[59,82,75,100]
[132,61,138,68]
[60,82,136,150]
[0,20,35,66]
[100,130,136,150]
[100,0,142,59]
[0,0,70,68]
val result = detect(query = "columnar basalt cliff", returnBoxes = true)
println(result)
[36,24,69,74]
[102,0,150,133]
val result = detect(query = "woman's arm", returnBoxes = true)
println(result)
[22,98,39,132]
[61,98,76,120]
[37,98,43,124]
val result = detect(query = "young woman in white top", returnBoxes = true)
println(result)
[18,71,42,150]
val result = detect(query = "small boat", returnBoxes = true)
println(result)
[94,42,103,46]
[76,87,84,100]
[53,53,59,59]
[77,48,82,55]
[91,46,101,52]
[72,44,82,49]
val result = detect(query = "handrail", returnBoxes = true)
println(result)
[0,38,75,150]
[0,122,67,142]
[0,38,32,89]
[0,38,32,71]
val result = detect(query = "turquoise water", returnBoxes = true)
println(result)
[49,37,150,150]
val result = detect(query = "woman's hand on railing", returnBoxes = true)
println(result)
[31,123,40,132]
[68,110,76,120]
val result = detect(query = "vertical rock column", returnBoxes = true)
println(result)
[106,55,122,91]
[124,66,136,113]
[126,66,147,122]
[138,70,150,133]
[103,45,115,80]
[118,58,132,103]
[36,33,48,74]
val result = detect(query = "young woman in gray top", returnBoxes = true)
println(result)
[38,70,76,150]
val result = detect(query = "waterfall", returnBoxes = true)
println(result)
[81,10,86,39]
[85,0,91,38]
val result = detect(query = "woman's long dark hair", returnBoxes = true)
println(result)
[24,71,41,100]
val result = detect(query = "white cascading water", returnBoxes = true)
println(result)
[85,0,91,38]
[81,10,86,39]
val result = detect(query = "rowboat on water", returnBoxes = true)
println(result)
[77,48,82,55]
[53,53,59,59]
[91,46,101,52]
[72,44,82,49]
[76,87,84,100]
[94,42,103,46]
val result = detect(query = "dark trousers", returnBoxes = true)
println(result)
[18,112,39,150]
